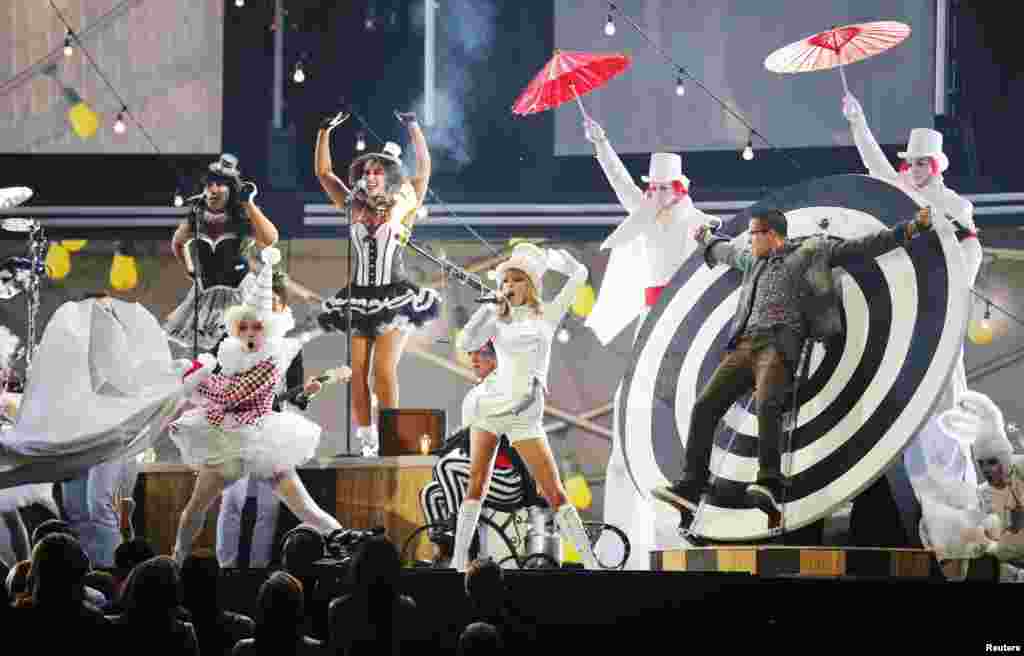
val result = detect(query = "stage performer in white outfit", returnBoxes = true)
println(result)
[842,94,985,576]
[842,94,980,412]
[581,117,717,567]
[453,243,599,572]
[170,247,341,564]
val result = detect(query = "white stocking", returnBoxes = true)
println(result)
[271,469,342,534]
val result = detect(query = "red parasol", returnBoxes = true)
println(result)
[764,21,911,94]
[512,50,631,118]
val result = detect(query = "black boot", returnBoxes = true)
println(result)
[745,478,783,526]
[652,477,708,514]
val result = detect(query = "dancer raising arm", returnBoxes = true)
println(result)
[452,244,600,571]
[313,110,440,457]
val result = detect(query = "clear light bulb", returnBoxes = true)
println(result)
[557,328,570,344]
[675,78,685,97]
[355,136,366,152]
[742,142,754,161]
[235,0,244,7]
[604,16,616,36]
[173,192,184,207]
[292,64,305,84]
[113,113,126,134]
[63,33,73,57]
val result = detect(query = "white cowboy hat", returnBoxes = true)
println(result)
[496,243,547,295]
[898,128,949,173]
[640,152,691,188]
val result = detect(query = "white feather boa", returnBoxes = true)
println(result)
[217,336,286,375]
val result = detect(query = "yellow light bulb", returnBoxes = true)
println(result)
[571,283,596,318]
[45,243,72,280]
[565,473,592,511]
[110,253,139,291]
[68,101,100,139]
[968,318,994,345]
[60,239,88,252]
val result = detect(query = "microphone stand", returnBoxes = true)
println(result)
[189,199,204,359]
[346,198,353,457]
[403,238,492,299]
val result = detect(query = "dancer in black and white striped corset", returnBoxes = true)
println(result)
[419,341,537,528]
[314,110,440,457]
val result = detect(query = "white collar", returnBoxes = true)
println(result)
[218,337,283,375]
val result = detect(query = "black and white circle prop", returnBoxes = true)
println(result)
[619,174,968,541]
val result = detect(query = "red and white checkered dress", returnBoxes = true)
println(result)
[170,351,321,476]
[195,357,278,428]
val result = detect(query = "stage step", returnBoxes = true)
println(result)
[652,545,937,579]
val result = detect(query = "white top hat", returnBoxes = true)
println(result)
[641,152,691,188]
[496,243,547,295]
[897,128,949,173]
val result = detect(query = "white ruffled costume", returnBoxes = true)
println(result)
[582,119,716,568]
[170,250,321,478]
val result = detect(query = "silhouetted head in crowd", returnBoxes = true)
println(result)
[255,571,305,646]
[180,553,220,617]
[121,556,182,622]
[31,519,77,547]
[30,533,90,605]
[458,622,503,655]
[280,525,323,575]
[347,535,400,592]
[114,537,157,576]
[465,558,505,613]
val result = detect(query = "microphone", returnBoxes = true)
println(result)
[475,294,504,305]
[184,191,207,205]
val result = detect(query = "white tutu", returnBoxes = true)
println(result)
[0,483,56,514]
[170,407,321,478]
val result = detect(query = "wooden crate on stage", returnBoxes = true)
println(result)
[136,464,222,557]
[652,545,936,579]
[137,457,437,562]
[378,409,446,456]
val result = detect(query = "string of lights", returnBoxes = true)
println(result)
[604,2,802,169]
[48,0,161,152]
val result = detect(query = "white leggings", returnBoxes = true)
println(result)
[174,463,341,563]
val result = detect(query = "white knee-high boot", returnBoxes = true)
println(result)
[555,504,600,570]
[452,499,483,572]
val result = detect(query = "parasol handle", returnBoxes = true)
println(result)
[569,83,590,121]
[838,63,850,96]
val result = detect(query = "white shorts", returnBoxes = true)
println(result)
[471,382,546,443]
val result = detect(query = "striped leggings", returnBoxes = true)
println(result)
[419,449,524,525]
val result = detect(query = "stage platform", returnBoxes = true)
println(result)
[136,457,437,560]
[653,545,934,578]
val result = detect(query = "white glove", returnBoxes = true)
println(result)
[181,353,218,395]
[583,118,607,144]
[546,248,584,276]
[841,93,865,123]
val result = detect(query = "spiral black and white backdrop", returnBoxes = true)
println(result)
[619,175,969,541]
